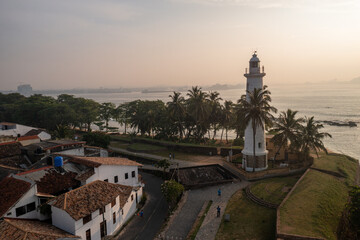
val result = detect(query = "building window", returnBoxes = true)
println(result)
[100,221,107,238]
[251,62,258,68]
[83,214,92,225]
[99,206,106,214]
[111,198,116,207]
[114,176,118,183]
[26,202,36,212]
[131,195,134,201]
[15,202,36,217]
[16,206,26,217]
[258,142,261,148]
[125,173,128,179]
[86,229,91,240]
[131,171,135,178]
[113,212,116,224]
[6,212,11,216]
[104,179,108,182]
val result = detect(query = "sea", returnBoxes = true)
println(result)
[46,83,360,161]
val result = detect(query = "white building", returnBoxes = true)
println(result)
[49,180,138,240]
[0,122,37,138]
[242,52,268,171]
[67,156,143,188]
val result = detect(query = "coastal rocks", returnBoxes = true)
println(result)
[321,120,357,127]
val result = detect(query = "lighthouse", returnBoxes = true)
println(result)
[242,52,268,172]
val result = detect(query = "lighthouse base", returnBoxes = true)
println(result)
[242,154,268,172]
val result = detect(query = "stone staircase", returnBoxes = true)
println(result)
[244,186,278,209]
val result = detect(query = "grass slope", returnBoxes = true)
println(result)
[251,175,301,205]
[216,190,276,240]
[279,153,358,239]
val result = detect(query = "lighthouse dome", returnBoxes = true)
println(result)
[250,52,259,62]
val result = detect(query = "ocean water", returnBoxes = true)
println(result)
[48,83,360,160]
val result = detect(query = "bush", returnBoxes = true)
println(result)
[82,132,110,148]
[161,180,184,209]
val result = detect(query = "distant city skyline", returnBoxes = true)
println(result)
[1,0,359,91]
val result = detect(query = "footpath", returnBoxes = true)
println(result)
[162,180,249,240]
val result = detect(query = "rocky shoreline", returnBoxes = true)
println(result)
[321,120,357,127]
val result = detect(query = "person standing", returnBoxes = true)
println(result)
[172,153,175,160]
[218,188,221,197]
[169,153,172,161]
[217,206,221,217]
[140,210,144,217]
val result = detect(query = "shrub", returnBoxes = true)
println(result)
[82,132,110,148]
[161,180,184,209]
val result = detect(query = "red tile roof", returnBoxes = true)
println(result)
[67,156,142,168]
[17,135,40,141]
[0,176,31,217]
[49,180,132,220]
[0,218,79,240]
[36,169,80,195]
[24,129,47,137]
[0,142,21,158]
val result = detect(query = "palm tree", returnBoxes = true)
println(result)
[298,116,332,162]
[167,92,186,139]
[271,109,303,162]
[222,100,233,143]
[99,102,116,131]
[239,85,277,171]
[186,86,210,141]
[208,91,222,139]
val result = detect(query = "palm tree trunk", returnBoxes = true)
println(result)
[226,128,228,143]
[220,128,224,142]
[252,123,257,172]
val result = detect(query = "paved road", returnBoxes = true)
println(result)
[116,172,168,240]
[164,180,249,239]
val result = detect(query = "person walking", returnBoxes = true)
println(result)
[217,206,221,217]
[172,153,175,160]
[169,153,172,161]
[218,188,221,197]
[140,210,144,217]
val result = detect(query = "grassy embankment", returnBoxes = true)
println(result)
[278,153,358,239]
[216,175,301,240]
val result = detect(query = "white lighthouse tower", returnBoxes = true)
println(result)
[242,52,268,172]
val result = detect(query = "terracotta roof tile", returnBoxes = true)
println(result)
[49,180,132,220]
[0,218,79,240]
[23,129,46,137]
[17,135,40,141]
[75,168,95,182]
[36,169,80,195]
[67,156,142,168]
[0,142,21,158]
[0,176,31,217]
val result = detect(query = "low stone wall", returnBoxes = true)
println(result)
[235,165,308,181]
[186,200,210,240]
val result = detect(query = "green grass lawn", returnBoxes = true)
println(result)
[279,170,349,239]
[250,175,301,205]
[127,143,167,152]
[216,190,276,240]
[109,141,129,149]
[278,153,358,239]
[312,152,358,186]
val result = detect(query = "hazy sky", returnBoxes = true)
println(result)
[0,0,359,90]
